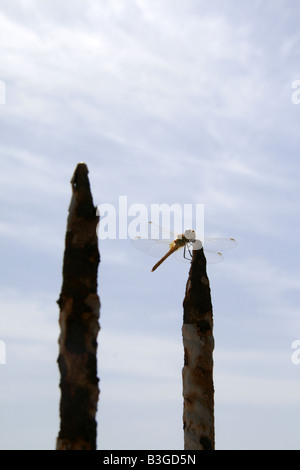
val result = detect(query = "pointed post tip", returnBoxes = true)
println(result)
[73,161,88,177]
[76,161,88,170]
[70,162,90,190]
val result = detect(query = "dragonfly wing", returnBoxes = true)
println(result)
[203,237,238,251]
[147,221,178,240]
[131,237,174,258]
[173,242,224,264]
[131,220,180,259]
[132,222,237,266]
[204,249,224,264]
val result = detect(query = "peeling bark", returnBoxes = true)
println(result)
[56,163,100,450]
[182,246,214,450]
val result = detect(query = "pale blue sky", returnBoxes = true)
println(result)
[0,0,300,450]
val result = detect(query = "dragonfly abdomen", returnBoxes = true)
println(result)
[151,244,179,272]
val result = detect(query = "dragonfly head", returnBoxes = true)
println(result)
[184,229,196,241]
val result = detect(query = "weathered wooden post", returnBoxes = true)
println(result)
[182,244,215,450]
[56,162,100,450]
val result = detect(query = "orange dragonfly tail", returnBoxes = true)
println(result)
[151,243,180,272]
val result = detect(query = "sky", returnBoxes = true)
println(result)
[0,0,300,450]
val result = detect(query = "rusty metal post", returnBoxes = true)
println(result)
[182,245,215,450]
[56,163,100,450]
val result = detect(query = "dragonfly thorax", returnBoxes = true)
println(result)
[174,229,197,248]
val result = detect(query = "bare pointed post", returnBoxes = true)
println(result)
[56,163,100,450]
[182,244,215,450]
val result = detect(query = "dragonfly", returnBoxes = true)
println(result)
[132,222,237,272]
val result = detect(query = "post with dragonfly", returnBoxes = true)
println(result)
[182,242,215,450]
[56,162,100,450]
[132,220,237,449]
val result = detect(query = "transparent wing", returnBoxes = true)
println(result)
[144,222,238,252]
[204,249,224,264]
[172,243,224,264]
[132,237,233,265]
[203,237,238,251]
[131,237,174,258]
[146,220,178,240]
[131,220,178,258]
[131,221,237,265]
